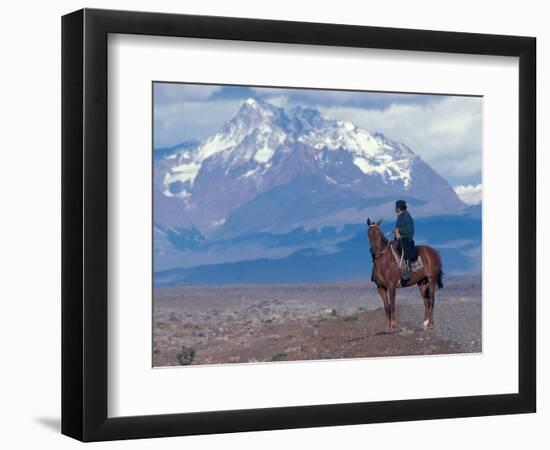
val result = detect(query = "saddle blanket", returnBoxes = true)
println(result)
[391,245,424,273]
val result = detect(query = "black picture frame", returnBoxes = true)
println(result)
[62,8,536,442]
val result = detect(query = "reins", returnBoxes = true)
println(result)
[369,225,407,278]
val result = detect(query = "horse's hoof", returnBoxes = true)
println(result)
[423,319,430,330]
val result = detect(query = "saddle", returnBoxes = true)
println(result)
[390,241,424,273]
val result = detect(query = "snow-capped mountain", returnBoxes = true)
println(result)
[154,98,465,237]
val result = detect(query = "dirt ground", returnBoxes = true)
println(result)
[153,275,481,367]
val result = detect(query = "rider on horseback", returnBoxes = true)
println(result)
[367,204,443,331]
[392,200,416,282]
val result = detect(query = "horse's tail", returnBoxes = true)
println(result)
[437,267,444,289]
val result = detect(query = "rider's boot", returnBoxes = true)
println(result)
[401,260,411,284]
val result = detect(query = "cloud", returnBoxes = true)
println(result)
[453,184,482,205]
[251,87,444,110]
[154,83,223,106]
[154,100,242,148]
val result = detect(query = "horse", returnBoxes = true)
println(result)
[366,218,444,332]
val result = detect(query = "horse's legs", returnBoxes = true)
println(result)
[388,285,398,331]
[426,278,436,329]
[377,287,391,331]
[418,282,430,326]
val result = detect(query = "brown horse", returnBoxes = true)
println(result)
[366,218,444,332]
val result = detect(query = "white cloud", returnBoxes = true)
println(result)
[263,95,290,108]
[251,87,438,108]
[454,183,483,205]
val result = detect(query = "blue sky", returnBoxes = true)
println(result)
[154,83,482,186]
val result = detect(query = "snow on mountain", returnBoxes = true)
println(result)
[163,99,286,193]
[292,107,414,188]
[154,98,465,234]
[162,99,416,198]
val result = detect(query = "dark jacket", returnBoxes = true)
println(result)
[396,210,414,239]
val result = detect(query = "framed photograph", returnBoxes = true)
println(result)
[61,8,536,441]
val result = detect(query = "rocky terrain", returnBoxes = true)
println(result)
[153,274,481,367]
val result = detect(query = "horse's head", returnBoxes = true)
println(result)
[366,218,384,253]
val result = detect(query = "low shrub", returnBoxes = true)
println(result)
[271,352,288,362]
[177,346,195,365]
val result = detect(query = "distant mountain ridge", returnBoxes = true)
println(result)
[155,214,482,286]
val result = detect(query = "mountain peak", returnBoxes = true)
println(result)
[238,97,280,114]
[243,97,266,108]
[230,99,291,138]
[290,105,325,130]
[157,99,465,223]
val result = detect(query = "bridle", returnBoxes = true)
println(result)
[367,223,392,259]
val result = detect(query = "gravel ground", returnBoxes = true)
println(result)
[153,275,481,367]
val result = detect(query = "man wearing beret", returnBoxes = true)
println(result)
[392,199,416,282]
